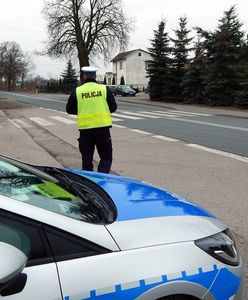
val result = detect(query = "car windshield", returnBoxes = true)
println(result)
[0,157,115,224]
[122,86,133,91]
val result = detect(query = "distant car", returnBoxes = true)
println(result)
[0,155,244,300]
[114,85,136,96]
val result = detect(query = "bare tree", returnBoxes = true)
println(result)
[0,42,34,91]
[20,53,35,91]
[0,42,24,91]
[42,0,134,81]
[0,46,5,86]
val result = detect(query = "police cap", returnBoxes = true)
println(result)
[81,66,97,75]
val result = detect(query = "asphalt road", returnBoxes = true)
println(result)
[0,91,247,157]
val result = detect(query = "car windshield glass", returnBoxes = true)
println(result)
[0,157,114,224]
[122,86,132,91]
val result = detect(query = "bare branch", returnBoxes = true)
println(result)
[0,41,33,91]
[42,0,135,69]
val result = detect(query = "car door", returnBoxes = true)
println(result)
[0,211,62,300]
[43,225,115,300]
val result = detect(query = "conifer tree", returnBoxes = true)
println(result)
[199,6,245,106]
[235,77,248,107]
[61,60,78,93]
[234,37,248,107]
[181,38,207,103]
[146,20,173,101]
[170,16,193,101]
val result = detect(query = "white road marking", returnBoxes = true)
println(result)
[112,117,123,121]
[12,119,32,128]
[112,124,127,128]
[8,119,21,128]
[10,106,245,163]
[163,110,213,116]
[187,144,248,163]
[112,113,142,120]
[129,130,248,163]
[29,117,55,126]
[3,92,66,103]
[153,135,179,142]
[139,111,180,118]
[67,115,77,119]
[50,116,76,124]
[118,109,161,118]
[41,107,60,112]
[51,113,121,123]
[164,117,248,132]
[130,129,151,135]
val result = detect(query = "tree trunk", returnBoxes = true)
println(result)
[7,77,11,91]
[21,74,25,91]
[76,41,89,83]
[72,1,89,83]
[78,53,89,83]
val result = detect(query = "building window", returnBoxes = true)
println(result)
[120,61,123,70]
[145,61,149,70]
[138,52,142,56]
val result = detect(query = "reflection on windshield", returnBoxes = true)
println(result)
[122,86,132,91]
[0,159,104,223]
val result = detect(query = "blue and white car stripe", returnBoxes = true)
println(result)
[64,265,240,300]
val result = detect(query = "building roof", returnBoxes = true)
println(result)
[110,49,149,62]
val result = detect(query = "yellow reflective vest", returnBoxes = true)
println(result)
[76,82,112,129]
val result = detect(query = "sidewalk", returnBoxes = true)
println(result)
[0,98,62,167]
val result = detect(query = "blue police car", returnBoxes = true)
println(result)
[0,155,244,299]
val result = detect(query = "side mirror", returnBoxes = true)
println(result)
[0,242,27,291]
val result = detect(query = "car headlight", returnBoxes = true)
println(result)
[195,229,239,266]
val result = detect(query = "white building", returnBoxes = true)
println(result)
[110,49,151,90]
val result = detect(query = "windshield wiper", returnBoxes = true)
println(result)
[0,175,16,180]
[41,167,88,199]
[41,167,110,223]
[0,174,36,180]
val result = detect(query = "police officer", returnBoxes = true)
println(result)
[66,66,117,173]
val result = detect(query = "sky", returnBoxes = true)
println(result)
[0,0,247,79]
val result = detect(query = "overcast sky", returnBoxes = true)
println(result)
[0,0,247,78]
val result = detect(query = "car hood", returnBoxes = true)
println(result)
[70,170,227,250]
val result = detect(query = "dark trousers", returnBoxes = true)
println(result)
[78,127,113,173]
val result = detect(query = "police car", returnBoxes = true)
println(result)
[0,155,244,299]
